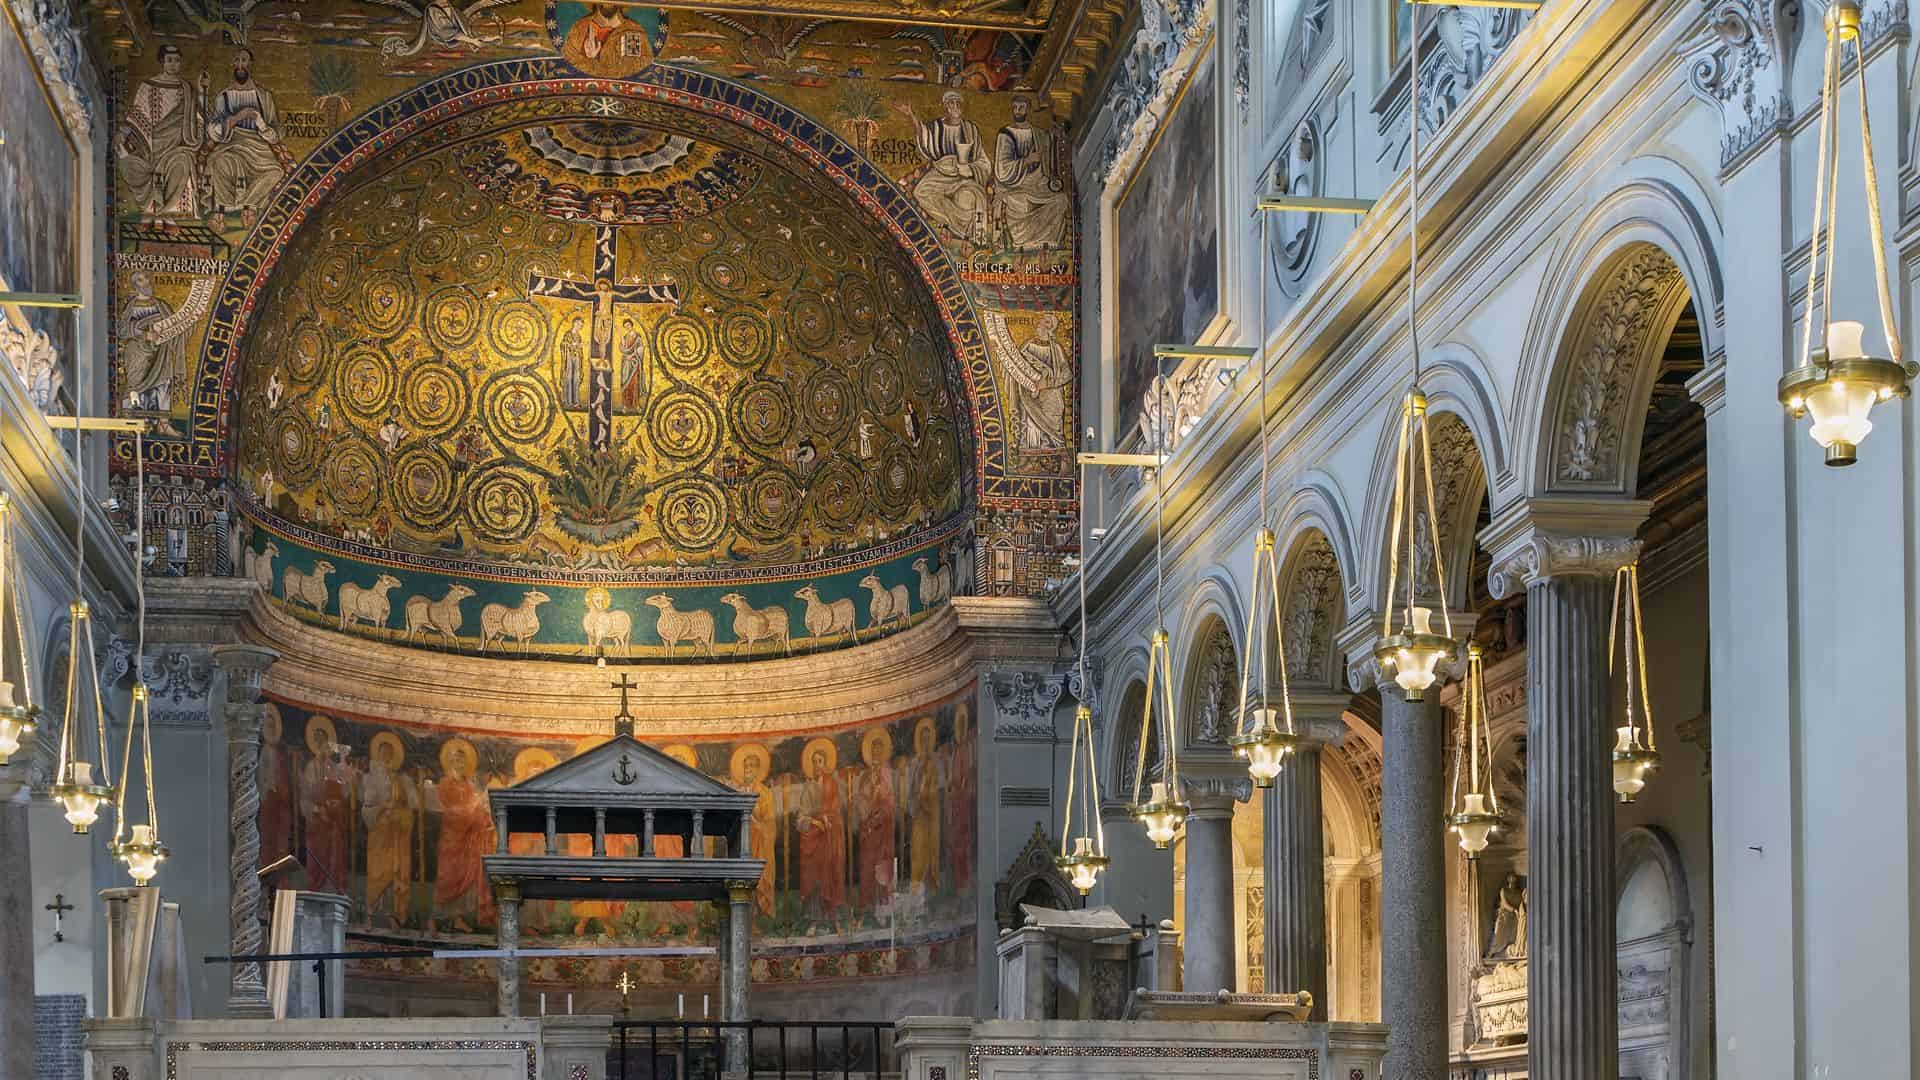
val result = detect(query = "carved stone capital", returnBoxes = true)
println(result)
[210,643,280,704]
[1480,497,1650,600]
[1181,771,1254,809]
[988,669,1067,740]
[1488,536,1641,599]
[1681,0,1801,171]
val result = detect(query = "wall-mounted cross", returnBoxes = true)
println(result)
[46,892,74,942]
[610,672,639,737]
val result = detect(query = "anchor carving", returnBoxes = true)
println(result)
[612,752,637,786]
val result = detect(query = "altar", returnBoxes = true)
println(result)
[482,676,765,1058]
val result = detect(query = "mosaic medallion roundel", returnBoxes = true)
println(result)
[800,367,857,443]
[648,388,722,465]
[287,317,331,383]
[270,410,322,485]
[414,226,459,267]
[719,308,773,369]
[324,437,384,518]
[654,314,712,372]
[487,300,550,361]
[863,351,906,416]
[642,224,682,258]
[727,377,795,454]
[698,252,749,297]
[358,270,417,339]
[924,419,960,491]
[479,370,558,445]
[464,466,540,543]
[877,258,914,311]
[459,244,502,279]
[534,219,571,250]
[737,466,804,540]
[403,360,470,437]
[315,251,357,306]
[803,227,849,269]
[871,444,919,516]
[786,294,835,352]
[750,238,801,284]
[809,457,864,530]
[656,476,729,552]
[839,274,880,337]
[425,285,484,352]
[335,346,397,422]
[389,444,459,527]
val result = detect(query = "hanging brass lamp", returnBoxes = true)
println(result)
[1056,435,1110,895]
[1372,3,1457,702]
[1227,215,1301,787]
[1130,372,1188,850]
[48,425,115,834]
[1777,0,1914,465]
[1446,644,1501,858]
[1609,562,1660,803]
[111,430,167,884]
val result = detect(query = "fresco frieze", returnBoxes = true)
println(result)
[256,684,977,984]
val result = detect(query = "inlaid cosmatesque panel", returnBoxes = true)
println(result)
[257,680,977,988]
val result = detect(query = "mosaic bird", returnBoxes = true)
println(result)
[701,14,831,77]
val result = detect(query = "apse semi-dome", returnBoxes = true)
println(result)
[232,101,971,662]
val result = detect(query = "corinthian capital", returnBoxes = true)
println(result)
[210,643,280,704]
[1481,496,1649,599]
[1681,0,1802,171]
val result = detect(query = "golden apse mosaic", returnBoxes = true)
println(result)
[109,0,1080,598]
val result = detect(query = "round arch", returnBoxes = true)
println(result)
[172,59,1026,500]
[1511,172,1726,500]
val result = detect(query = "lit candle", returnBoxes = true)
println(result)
[678,992,685,1018]
[703,994,709,1019]
[567,993,573,1015]
[540,992,547,1016]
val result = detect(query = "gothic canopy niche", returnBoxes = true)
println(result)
[231,90,974,662]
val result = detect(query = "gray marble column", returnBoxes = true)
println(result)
[1523,574,1620,1080]
[1180,775,1249,994]
[0,765,33,1080]
[212,644,279,1019]
[1486,515,1640,1080]
[496,879,521,1018]
[1377,673,1447,1080]
[725,881,753,1070]
[1263,709,1346,1019]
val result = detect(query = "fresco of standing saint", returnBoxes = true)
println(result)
[429,736,496,932]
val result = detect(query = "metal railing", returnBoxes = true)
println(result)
[610,1020,895,1080]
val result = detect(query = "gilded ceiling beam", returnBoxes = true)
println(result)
[1031,0,1130,126]
[592,0,1048,32]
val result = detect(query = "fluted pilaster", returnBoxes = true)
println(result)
[1525,574,1618,1080]
[1380,684,1446,1080]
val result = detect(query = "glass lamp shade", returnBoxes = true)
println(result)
[1448,792,1500,858]
[51,761,111,834]
[0,682,37,765]
[1055,836,1110,896]
[1377,607,1456,702]
[1229,708,1297,788]
[1780,321,1913,466]
[1611,726,1660,803]
[115,824,168,886]
[1135,781,1189,850]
